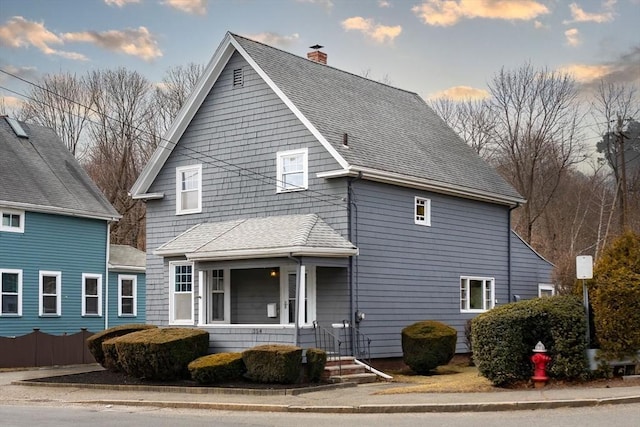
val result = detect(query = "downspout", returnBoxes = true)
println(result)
[508,203,520,303]
[104,222,111,330]
[288,254,301,347]
[347,172,362,356]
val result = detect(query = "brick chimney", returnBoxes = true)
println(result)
[307,44,327,64]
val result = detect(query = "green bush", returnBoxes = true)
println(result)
[305,348,327,382]
[188,353,246,384]
[101,338,122,372]
[242,344,302,384]
[114,327,209,380]
[401,320,457,374]
[588,231,640,362]
[86,323,156,368]
[472,295,588,386]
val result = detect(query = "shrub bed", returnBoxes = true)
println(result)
[188,352,246,384]
[472,295,588,386]
[402,320,457,374]
[305,348,327,382]
[86,323,156,368]
[242,344,302,384]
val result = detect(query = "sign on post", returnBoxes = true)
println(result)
[576,255,593,279]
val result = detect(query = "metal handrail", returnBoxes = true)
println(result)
[313,320,344,376]
[313,320,374,377]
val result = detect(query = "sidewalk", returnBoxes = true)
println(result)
[1,365,639,413]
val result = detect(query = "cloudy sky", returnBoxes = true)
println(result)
[1,0,639,116]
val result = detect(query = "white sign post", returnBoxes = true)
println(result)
[576,256,593,344]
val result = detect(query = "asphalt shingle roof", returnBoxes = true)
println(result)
[0,117,120,220]
[109,244,146,270]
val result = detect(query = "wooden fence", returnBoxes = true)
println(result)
[0,328,96,368]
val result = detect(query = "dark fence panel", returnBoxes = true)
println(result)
[0,329,96,368]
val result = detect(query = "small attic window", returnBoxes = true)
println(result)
[233,68,244,87]
[5,117,28,139]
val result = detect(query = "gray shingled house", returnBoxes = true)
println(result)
[130,32,553,359]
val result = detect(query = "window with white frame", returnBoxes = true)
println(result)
[415,197,431,226]
[176,164,202,215]
[538,284,555,298]
[118,275,137,316]
[460,276,494,312]
[209,269,225,322]
[1,269,22,316]
[1,209,24,233]
[39,271,61,316]
[170,262,194,324]
[276,148,308,192]
[82,273,102,316]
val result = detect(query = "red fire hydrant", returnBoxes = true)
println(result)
[531,341,551,388]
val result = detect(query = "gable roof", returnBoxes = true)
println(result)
[0,117,120,221]
[131,32,523,206]
[109,244,146,272]
[154,214,358,260]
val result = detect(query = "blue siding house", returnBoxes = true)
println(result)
[0,117,145,338]
[130,33,553,358]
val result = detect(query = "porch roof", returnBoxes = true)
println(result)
[154,214,358,261]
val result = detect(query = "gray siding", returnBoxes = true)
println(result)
[206,327,296,353]
[351,180,511,357]
[145,52,348,326]
[510,231,553,300]
[230,268,280,324]
[316,267,350,326]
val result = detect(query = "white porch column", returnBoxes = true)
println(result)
[296,265,306,326]
[198,270,205,326]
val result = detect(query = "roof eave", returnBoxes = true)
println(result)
[155,246,358,261]
[108,264,146,272]
[1,200,121,222]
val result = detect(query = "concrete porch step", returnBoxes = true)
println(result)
[322,363,367,377]
[327,372,379,384]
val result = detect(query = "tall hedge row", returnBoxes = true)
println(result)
[472,295,588,386]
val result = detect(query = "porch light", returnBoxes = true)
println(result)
[270,269,279,278]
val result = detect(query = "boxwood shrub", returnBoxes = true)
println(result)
[472,295,588,386]
[114,327,209,380]
[401,320,457,374]
[101,337,123,372]
[86,323,157,368]
[188,352,246,384]
[305,348,327,382]
[242,344,302,384]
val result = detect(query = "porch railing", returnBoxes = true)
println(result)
[312,320,373,376]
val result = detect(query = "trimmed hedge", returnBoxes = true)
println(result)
[114,328,209,380]
[101,337,122,372]
[242,344,302,384]
[86,323,156,368]
[188,353,246,384]
[472,295,588,386]
[402,320,457,374]
[305,348,327,382]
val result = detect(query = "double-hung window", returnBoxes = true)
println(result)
[460,276,494,312]
[82,273,102,316]
[276,148,308,192]
[1,209,24,233]
[118,275,137,316]
[414,197,431,226]
[1,269,22,316]
[170,262,194,324]
[176,164,202,215]
[40,271,61,316]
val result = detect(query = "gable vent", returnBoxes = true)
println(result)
[233,68,244,87]
[5,117,28,139]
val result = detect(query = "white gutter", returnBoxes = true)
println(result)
[130,192,164,201]
[353,359,393,380]
[155,246,359,260]
[0,200,121,222]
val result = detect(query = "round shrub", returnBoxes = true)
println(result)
[188,353,245,384]
[401,320,457,374]
[242,344,302,384]
[305,348,327,382]
[86,323,157,368]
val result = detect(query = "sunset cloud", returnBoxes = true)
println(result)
[378,0,391,7]
[564,0,616,24]
[104,0,141,7]
[342,17,402,43]
[559,64,612,83]
[296,0,334,10]
[162,0,208,15]
[0,16,87,60]
[0,64,38,83]
[428,85,490,100]
[412,0,549,26]
[247,32,300,48]
[560,45,640,87]
[0,95,24,112]
[62,26,162,61]
[565,28,580,46]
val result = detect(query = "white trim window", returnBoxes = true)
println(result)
[176,164,202,215]
[118,275,137,316]
[1,209,25,233]
[169,261,194,325]
[538,284,555,298]
[1,269,22,316]
[276,148,308,193]
[460,276,494,312]
[82,273,102,316]
[415,196,431,226]
[39,271,62,316]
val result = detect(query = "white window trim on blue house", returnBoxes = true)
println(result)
[169,261,194,325]
[276,148,308,193]
[118,274,137,317]
[460,276,495,313]
[538,283,555,297]
[81,273,102,316]
[414,196,431,226]
[175,164,202,215]
[39,270,62,316]
[0,208,25,233]
[0,269,22,316]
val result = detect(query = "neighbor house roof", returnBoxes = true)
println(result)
[109,244,146,272]
[0,117,120,221]
[131,32,523,206]
[154,214,358,260]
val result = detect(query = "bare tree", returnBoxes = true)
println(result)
[19,72,92,158]
[489,63,584,242]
